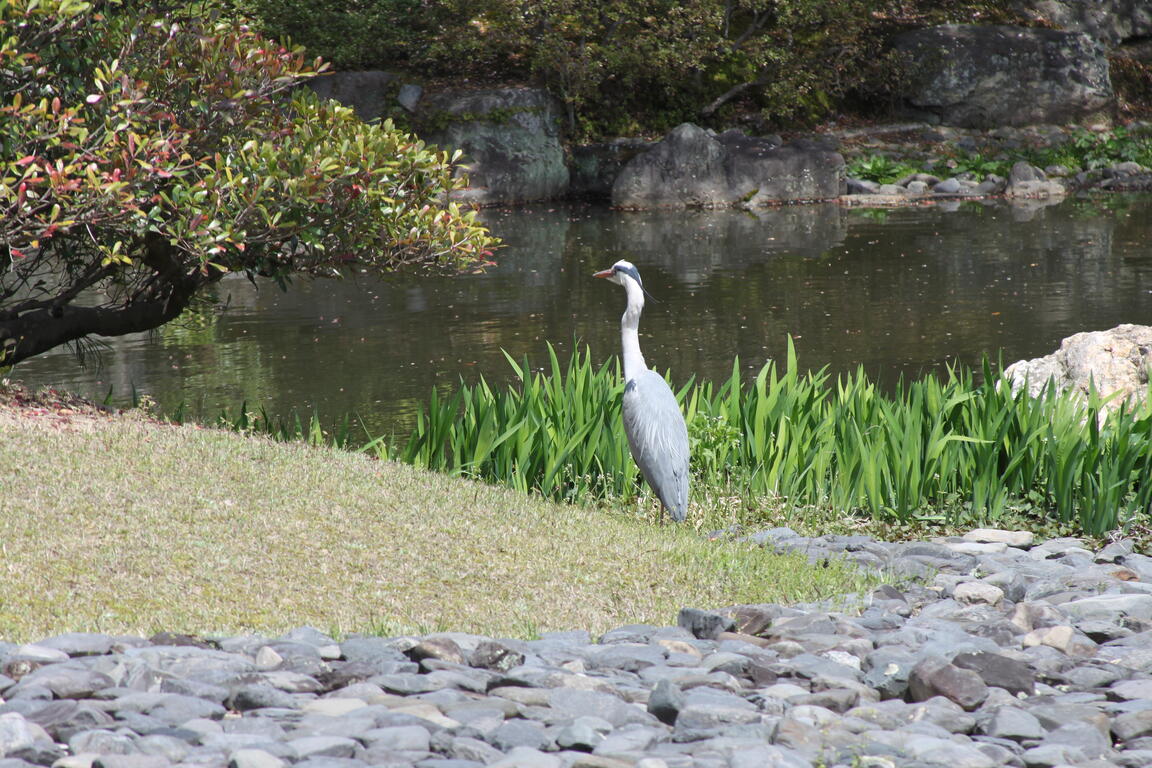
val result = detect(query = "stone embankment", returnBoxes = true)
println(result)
[4,529,1152,768]
[837,122,1152,206]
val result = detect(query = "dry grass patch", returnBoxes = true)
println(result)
[0,400,876,640]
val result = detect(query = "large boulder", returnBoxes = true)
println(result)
[305,71,399,123]
[304,77,567,204]
[569,139,654,200]
[611,124,844,209]
[893,25,1113,128]
[1004,324,1152,409]
[415,87,570,205]
[1013,1,1152,49]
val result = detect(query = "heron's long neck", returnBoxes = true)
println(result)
[620,279,647,382]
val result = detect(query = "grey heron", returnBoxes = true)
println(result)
[594,260,690,522]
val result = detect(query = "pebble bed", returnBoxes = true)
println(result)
[4,528,1152,768]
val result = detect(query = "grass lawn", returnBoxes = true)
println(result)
[0,392,877,641]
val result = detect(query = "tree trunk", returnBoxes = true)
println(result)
[1,245,212,366]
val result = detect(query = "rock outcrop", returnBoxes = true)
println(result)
[307,75,569,205]
[1004,324,1152,409]
[1013,0,1152,50]
[893,25,1113,128]
[305,71,399,123]
[416,87,570,205]
[568,139,654,200]
[611,124,844,209]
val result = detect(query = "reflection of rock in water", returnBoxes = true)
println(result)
[405,286,427,313]
[477,208,571,280]
[564,204,847,285]
[1006,196,1067,222]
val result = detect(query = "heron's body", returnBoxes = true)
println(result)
[594,260,689,522]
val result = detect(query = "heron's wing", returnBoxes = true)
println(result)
[622,370,690,520]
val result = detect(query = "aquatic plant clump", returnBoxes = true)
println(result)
[388,341,1152,536]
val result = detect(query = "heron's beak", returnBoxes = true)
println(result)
[593,269,614,279]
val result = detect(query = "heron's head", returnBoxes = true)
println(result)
[593,259,643,289]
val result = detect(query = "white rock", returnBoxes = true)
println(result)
[52,756,97,768]
[946,541,1008,555]
[254,646,283,670]
[822,650,863,670]
[1022,625,1097,656]
[13,644,69,662]
[228,749,285,768]
[963,528,1035,548]
[1004,324,1152,411]
[954,582,1005,606]
[0,712,49,754]
[389,702,461,728]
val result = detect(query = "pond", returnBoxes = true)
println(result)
[10,195,1152,437]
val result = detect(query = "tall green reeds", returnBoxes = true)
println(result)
[387,340,1152,536]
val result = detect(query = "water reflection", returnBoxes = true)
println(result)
[11,196,1152,435]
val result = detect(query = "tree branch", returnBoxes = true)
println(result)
[0,240,211,366]
[700,77,766,118]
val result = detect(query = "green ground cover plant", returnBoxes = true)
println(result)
[849,125,1152,185]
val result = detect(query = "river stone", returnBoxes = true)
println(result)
[953,582,1005,607]
[964,529,1035,548]
[1111,678,1152,700]
[286,737,358,761]
[1039,720,1112,758]
[227,684,297,712]
[585,645,665,673]
[12,668,115,700]
[227,749,284,768]
[676,609,734,641]
[548,690,655,728]
[1113,709,1152,742]
[371,674,443,696]
[487,747,561,768]
[981,707,1046,742]
[407,639,466,667]
[469,643,524,673]
[908,657,988,710]
[487,722,546,752]
[899,736,998,768]
[645,681,684,726]
[892,24,1112,127]
[592,725,660,757]
[68,731,137,757]
[446,737,502,764]
[0,714,51,757]
[952,651,1035,696]
[90,756,171,768]
[554,719,608,752]
[35,636,120,659]
[1063,593,1152,622]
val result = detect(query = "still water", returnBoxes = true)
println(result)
[10,196,1152,436]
